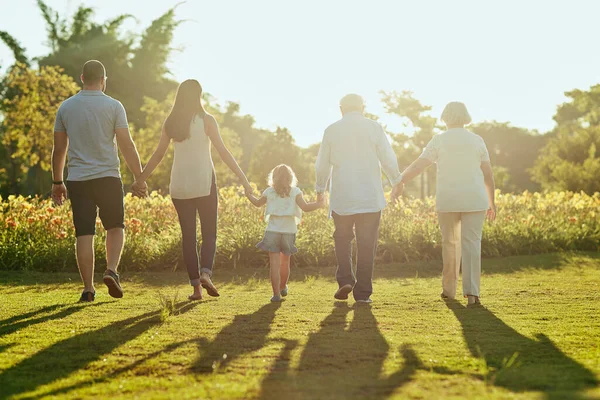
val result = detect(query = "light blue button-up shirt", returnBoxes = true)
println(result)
[315,112,402,216]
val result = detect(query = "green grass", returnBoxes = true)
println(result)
[0,253,599,400]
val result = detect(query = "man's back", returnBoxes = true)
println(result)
[315,111,402,215]
[54,90,128,181]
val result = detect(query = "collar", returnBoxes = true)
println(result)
[342,111,363,118]
[79,90,105,96]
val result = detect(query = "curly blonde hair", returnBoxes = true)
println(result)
[268,164,298,198]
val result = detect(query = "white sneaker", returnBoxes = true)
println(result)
[356,298,373,304]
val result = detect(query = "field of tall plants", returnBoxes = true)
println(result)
[0,188,598,272]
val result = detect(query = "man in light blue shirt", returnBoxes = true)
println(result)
[315,94,404,303]
[51,60,147,303]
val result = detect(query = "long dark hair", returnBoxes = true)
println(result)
[164,79,206,142]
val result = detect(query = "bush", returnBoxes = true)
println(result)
[0,190,598,272]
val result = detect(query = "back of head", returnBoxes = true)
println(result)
[164,79,205,142]
[339,93,365,114]
[268,164,298,198]
[82,60,106,86]
[441,101,472,127]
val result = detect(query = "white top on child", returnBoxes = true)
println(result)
[262,186,303,234]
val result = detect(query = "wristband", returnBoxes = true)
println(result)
[52,181,64,185]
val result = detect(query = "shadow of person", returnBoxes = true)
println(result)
[0,302,104,338]
[257,303,421,400]
[0,301,199,398]
[191,302,281,374]
[446,301,598,399]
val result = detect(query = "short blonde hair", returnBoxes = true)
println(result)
[441,101,472,126]
[339,93,364,111]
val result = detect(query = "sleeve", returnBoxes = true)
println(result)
[53,106,66,132]
[479,137,491,162]
[420,136,439,163]
[262,187,272,198]
[114,101,129,129]
[292,186,303,198]
[374,123,403,186]
[315,131,332,193]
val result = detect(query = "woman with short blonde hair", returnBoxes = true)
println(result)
[394,101,496,306]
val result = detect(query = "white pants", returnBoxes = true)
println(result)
[438,211,486,298]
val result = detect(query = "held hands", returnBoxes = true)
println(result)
[243,182,255,198]
[316,192,328,208]
[52,183,68,206]
[390,182,404,204]
[131,180,148,198]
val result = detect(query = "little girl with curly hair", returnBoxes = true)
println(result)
[245,164,325,302]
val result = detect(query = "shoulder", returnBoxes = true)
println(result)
[57,93,79,111]
[291,186,302,197]
[262,187,275,197]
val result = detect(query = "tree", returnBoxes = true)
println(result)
[249,127,305,188]
[34,0,178,128]
[531,86,600,193]
[380,90,441,198]
[0,31,31,195]
[1,63,79,194]
[470,122,546,192]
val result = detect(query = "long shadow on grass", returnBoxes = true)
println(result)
[258,303,421,400]
[0,302,103,338]
[191,302,281,373]
[447,301,598,399]
[23,302,281,398]
[0,301,199,398]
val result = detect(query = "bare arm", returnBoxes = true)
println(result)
[246,192,267,207]
[51,131,69,205]
[205,114,251,191]
[296,193,323,212]
[115,127,143,180]
[400,157,433,184]
[137,126,170,183]
[481,161,496,221]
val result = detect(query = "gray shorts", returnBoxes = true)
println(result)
[257,231,298,255]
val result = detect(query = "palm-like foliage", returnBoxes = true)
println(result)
[34,0,179,127]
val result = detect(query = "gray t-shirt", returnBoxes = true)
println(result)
[54,90,128,181]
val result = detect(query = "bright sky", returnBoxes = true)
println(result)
[1,0,600,147]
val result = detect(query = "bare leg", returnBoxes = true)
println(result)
[269,252,281,297]
[106,228,124,273]
[76,235,95,292]
[280,253,291,290]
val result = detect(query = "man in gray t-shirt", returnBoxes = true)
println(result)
[51,60,147,302]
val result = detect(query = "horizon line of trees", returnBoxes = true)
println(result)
[1,1,599,198]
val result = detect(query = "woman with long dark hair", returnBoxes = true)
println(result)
[134,79,252,300]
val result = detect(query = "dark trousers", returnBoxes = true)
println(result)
[171,181,218,286]
[332,211,381,300]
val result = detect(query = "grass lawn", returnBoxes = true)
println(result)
[0,252,599,400]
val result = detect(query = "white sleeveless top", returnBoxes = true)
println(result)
[170,114,215,199]
[263,187,303,234]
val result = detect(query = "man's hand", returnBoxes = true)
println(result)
[132,180,148,198]
[391,182,404,204]
[487,205,497,222]
[52,183,68,206]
